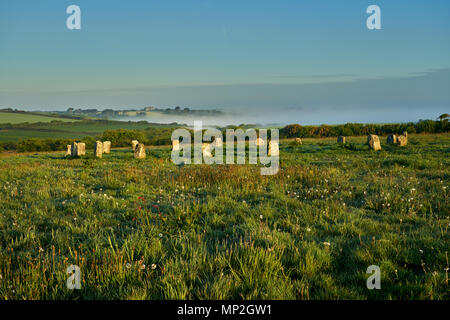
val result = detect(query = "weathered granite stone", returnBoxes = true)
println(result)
[268,140,279,156]
[94,141,103,158]
[102,141,111,153]
[71,142,86,157]
[337,136,346,144]
[70,142,78,157]
[77,143,86,155]
[131,140,139,151]
[134,143,146,159]
[397,134,408,146]
[202,143,212,158]
[367,135,381,151]
[214,137,223,147]
[387,134,397,144]
[172,139,180,151]
[255,138,265,146]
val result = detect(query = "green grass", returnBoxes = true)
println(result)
[0,128,88,142]
[0,112,78,124]
[0,119,178,142]
[0,134,448,299]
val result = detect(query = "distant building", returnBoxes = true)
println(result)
[144,106,154,111]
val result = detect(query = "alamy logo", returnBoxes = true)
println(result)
[66,265,81,290]
[366,265,381,290]
[66,5,81,30]
[171,121,279,175]
[366,5,381,30]
[64,5,381,31]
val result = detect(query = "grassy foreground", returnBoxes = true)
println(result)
[0,134,448,299]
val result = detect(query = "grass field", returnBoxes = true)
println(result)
[0,117,177,143]
[0,134,448,299]
[0,128,88,142]
[0,112,78,125]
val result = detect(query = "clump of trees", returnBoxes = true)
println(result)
[0,137,94,153]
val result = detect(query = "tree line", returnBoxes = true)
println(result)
[279,119,449,139]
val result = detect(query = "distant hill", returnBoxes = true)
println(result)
[0,109,82,124]
[60,106,224,119]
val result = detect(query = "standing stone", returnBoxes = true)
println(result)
[337,136,346,144]
[397,134,408,146]
[94,141,103,158]
[214,137,223,147]
[77,143,86,155]
[202,143,212,158]
[65,145,71,156]
[172,139,180,151]
[70,142,85,156]
[71,142,85,157]
[102,141,111,154]
[295,138,302,144]
[255,138,265,146]
[201,143,210,151]
[268,140,279,156]
[134,143,146,159]
[131,140,139,151]
[387,134,397,144]
[70,142,78,157]
[367,135,381,151]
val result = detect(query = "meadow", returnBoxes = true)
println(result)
[0,110,185,145]
[0,119,173,143]
[0,134,448,299]
[0,111,78,125]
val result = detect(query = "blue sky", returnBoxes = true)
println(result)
[0,0,449,124]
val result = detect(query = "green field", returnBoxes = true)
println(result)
[0,112,78,125]
[0,128,88,142]
[0,117,177,143]
[0,134,448,299]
